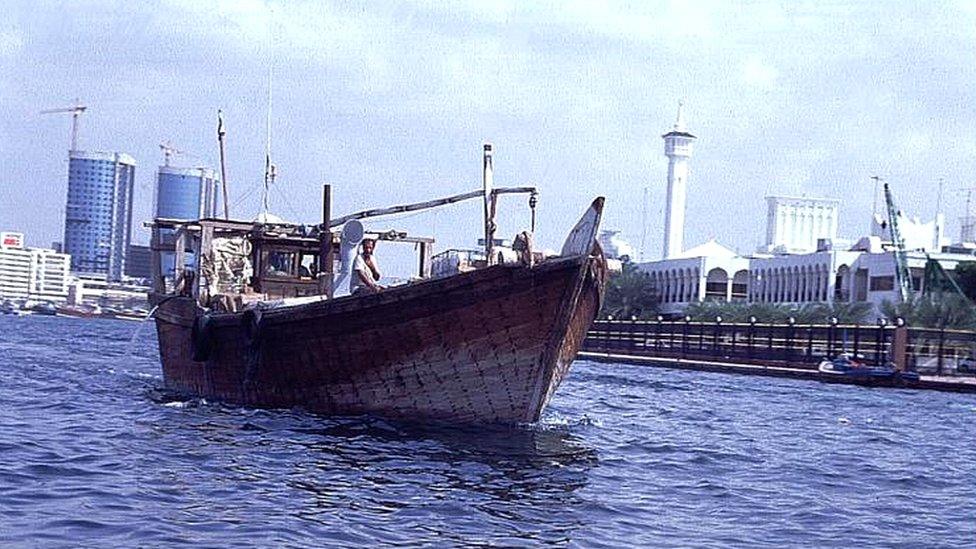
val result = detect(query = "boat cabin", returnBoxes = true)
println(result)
[148,155,539,313]
[147,214,435,312]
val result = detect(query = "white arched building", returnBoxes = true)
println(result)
[748,250,861,304]
[638,239,749,316]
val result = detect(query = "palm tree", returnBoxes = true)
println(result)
[600,261,660,319]
[880,295,976,329]
[685,300,872,324]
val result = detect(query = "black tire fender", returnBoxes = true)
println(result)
[190,314,214,362]
[242,308,264,346]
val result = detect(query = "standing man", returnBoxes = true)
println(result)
[351,238,382,294]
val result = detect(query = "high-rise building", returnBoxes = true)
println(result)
[155,165,220,221]
[154,165,220,278]
[662,102,696,259]
[63,151,136,281]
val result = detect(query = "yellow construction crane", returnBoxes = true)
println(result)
[40,100,87,151]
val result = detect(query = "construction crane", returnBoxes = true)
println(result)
[40,100,87,151]
[159,141,192,166]
[884,182,972,304]
[882,181,912,302]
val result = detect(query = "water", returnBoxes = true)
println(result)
[2,315,975,547]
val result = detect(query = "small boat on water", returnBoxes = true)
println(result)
[29,302,58,316]
[818,353,920,385]
[149,145,608,424]
[1,300,31,316]
[56,303,101,319]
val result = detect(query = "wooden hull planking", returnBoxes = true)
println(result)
[154,253,606,424]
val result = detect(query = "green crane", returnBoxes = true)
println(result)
[882,182,912,302]
[884,181,970,303]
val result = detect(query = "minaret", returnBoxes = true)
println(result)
[662,101,697,259]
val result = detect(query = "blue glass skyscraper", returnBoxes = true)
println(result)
[155,166,219,221]
[62,151,137,281]
[154,166,220,278]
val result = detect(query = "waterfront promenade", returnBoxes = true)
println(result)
[583,319,976,393]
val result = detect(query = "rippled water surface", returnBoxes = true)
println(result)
[2,315,975,547]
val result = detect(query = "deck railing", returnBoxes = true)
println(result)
[583,319,976,377]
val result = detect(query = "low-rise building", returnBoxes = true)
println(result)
[0,231,72,303]
[638,239,749,316]
[68,273,149,309]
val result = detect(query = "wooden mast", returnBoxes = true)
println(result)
[483,143,495,264]
[217,110,230,219]
[319,184,334,297]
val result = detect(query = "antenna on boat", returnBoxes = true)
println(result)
[483,143,494,264]
[262,60,275,219]
[639,186,648,262]
[217,109,230,219]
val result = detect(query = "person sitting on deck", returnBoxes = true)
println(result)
[351,238,382,295]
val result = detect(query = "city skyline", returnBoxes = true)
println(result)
[2,1,975,259]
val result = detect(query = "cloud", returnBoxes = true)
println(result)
[0,27,23,58]
[898,130,933,161]
[741,56,778,90]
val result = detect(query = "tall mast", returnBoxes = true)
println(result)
[639,186,648,262]
[217,110,230,219]
[262,61,274,218]
[483,143,494,263]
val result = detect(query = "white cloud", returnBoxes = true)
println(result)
[0,28,23,58]
[898,131,933,160]
[741,56,778,90]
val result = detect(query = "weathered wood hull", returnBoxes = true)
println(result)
[153,253,607,424]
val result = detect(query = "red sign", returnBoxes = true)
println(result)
[1,232,24,249]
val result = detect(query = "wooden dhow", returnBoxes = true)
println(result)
[149,145,607,424]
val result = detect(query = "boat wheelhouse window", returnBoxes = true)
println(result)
[264,250,297,278]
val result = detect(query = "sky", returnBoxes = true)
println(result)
[2,0,976,273]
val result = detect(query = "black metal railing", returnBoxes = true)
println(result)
[904,327,976,376]
[582,318,963,373]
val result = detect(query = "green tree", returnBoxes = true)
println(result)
[880,294,976,329]
[601,261,660,319]
[953,261,976,302]
[684,300,872,324]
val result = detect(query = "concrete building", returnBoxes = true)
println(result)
[661,102,696,259]
[0,231,72,302]
[870,211,946,253]
[640,240,750,316]
[63,150,137,281]
[763,196,839,254]
[749,249,861,304]
[0,232,31,300]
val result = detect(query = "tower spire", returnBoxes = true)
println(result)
[673,100,686,132]
[661,101,697,259]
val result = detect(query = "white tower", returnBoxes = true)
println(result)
[662,101,696,259]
